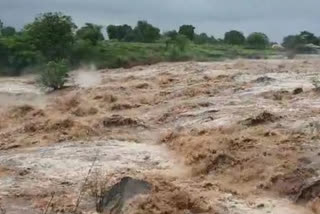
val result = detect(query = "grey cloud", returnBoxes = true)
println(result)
[0,0,320,41]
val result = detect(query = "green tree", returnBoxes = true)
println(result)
[70,39,102,65]
[76,23,104,45]
[246,32,270,49]
[0,20,3,34]
[107,24,133,41]
[282,35,303,49]
[208,36,217,44]
[299,31,319,45]
[24,12,77,60]
[0,34,41,75]
[194,33,211,44]
[132,21,160,43]
[224,30,245,45]
[179,25,195,40]
[1,26,16,37]
[106,25,117,40]
[282,31,320,50]
[163,30,178,39]
[119,25,133,41]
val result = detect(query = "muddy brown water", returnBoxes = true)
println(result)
[0,69,102,108]
[1,60,320,213]
[0,76,46,107]
[0,140,312,214]
[0,140,183,213]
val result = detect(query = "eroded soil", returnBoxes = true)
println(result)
[1,59,320,213]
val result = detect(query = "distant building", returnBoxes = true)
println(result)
[271,44,284,50]
[303,44,320,54]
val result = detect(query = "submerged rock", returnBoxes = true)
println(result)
[253,76,276,84]
[293,88,303,95]
[242,111,280,126]
[97,177,151,214]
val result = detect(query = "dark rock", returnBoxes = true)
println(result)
[18,168,30,176]
[102,115,146,128]
[293,88,303,95]
[97,177,151,213]
[111,103,141,111]
[206,153,236,173]
[135,83,150,89]
[295,178,320,203]
[253,76,276,84]
[257,203,265,208]
[242,111,279,126]
[4,144,21,150]
[298,157,312,165]
[269,168,317,199]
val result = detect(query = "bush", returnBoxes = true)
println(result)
[167,48,191,62]
[173,34,189,51]
[167,48,182,61]
[166,34,189,51]
[38,60,69,90]
[165,34,190,61]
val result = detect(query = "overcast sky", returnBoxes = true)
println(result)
[0,0,319,42]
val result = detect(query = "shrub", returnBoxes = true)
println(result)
[38,60,69,90]
[167,48,182,61]
[173,34,189,51]
[166,34,189,51]
[166,35,190,61]
[167,48,191,62]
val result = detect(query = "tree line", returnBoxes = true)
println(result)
[0,12,319,76]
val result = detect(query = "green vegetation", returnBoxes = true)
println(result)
[24,12,77,61]
[179,25,195,40]
[194,33,216,45]
[107,21,160,43]
[1,11,319,78]
[246,32,270,49]
[38,60,69,90]
[0,34,41,76]
[107,24,133,41]
[86,42,276,69]
[224,30,246,45]
[282,31,320,52]
[76,23,104,45]
[1,26,16,37]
